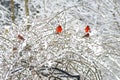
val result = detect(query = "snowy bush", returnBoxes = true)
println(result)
[0,0,120,80]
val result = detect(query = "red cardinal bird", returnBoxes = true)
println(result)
[82,33,89,38]
[18,34,25,41]
[85,25,90,33]
[56,25,62,34]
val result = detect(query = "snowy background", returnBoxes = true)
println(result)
[0,0,120,80]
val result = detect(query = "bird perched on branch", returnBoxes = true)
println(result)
[85,25,91,33]
[13,47,17,51]
[55,25,62,34]
[17,34,25,41]
[82,25,91,38]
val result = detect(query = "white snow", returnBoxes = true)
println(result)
[0,0,120,80]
